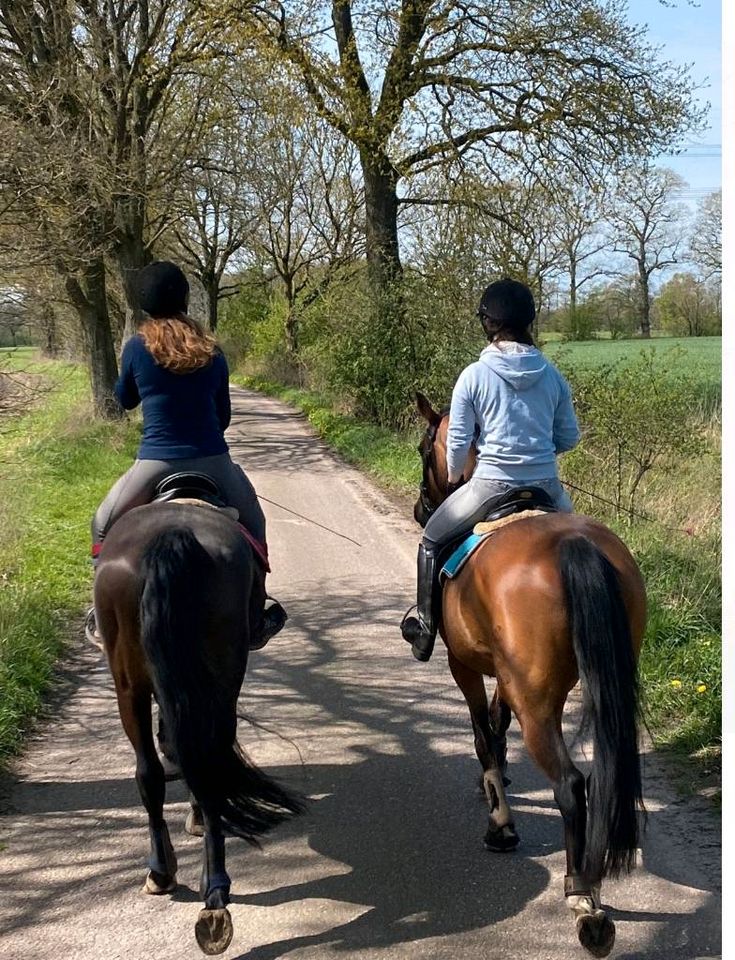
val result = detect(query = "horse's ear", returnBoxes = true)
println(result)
[415,391,441,426]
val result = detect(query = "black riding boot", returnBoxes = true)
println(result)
[250,598,288,651]
[400,543,438,662]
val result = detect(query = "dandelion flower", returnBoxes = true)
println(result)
[697,684,707,694]
[670,679,682,688]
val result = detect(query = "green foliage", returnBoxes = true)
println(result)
[216,272,272,362]
[655,272,721,337]
[558,348,705,519]
[0,361,139,765]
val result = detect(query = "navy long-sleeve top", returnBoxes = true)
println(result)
[114,334,231,460]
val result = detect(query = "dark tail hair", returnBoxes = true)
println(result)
[139,528,303,841]
[559,535,643,880]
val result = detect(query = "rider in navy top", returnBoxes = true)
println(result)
[87,260,285,648]
[115,333,231,459]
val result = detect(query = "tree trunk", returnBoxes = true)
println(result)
[569,256,577,337]
[65,259,121,419]
[116,234,152,342]
[361,151,402,288]
[637,254,651,338]
[40,303,59,357]
[283,275,299,354]
[200,270,219,331]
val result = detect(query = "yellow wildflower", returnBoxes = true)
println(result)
[670,679,682,688]
[697,684,707,694]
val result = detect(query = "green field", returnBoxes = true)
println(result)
[543,336,721,385]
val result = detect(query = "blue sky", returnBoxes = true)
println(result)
[626,0,721,202]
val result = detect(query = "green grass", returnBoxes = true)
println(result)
[235,370,721,782]
[0,359,139,765]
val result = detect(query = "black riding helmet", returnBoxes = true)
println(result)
[137,261,189,318]
[477,278,535,339]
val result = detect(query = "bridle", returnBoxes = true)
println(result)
[418,410,450,521]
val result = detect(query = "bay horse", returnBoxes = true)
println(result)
[413,393,646,959]
[94,500,303,955]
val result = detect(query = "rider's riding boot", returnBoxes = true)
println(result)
[250,597,288,651]
[85,550,102,646]
[400,543,438,662]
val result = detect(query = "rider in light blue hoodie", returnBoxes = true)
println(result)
[401,278,580,662]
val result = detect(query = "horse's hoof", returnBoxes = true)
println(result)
[141,870,177,895]
[195,907,234,955]
[185,809,204,837]
[577,910,616,958]
[483,823,520,852]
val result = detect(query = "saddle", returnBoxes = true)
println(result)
[439,486,557,584]
[153,472,228,509]
[151,472,269,570]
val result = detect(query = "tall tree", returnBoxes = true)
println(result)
[609,164,689,338]
[0,0,234,411]
[550,181,609,338]
[689,189,721,281]
[257,0,700,306]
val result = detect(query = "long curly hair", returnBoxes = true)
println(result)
[139,315,218,373]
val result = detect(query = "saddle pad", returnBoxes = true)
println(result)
[172,498,271,572]
[440,510,550,583]
[173,497,240,521]
[440,533,491,583]
[472,508,549,536]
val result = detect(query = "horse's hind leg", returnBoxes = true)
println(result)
[521,714,615,958]
[448,651,519,852]
[194,803,234,955]
[489,686,512,783]
[116,687,178,894]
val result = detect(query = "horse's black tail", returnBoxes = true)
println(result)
[559,535,643,881]
[139,528,303,842]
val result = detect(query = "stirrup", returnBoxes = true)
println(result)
[250,600,288,651]
[400,606,420,643]
[84,607,103,648]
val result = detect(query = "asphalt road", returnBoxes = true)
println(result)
[0,387,722,960]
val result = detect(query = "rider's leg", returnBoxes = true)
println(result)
[402,478,514,662]
[527,477,575,513]
[204,455,285,647]
[87,460,174,642]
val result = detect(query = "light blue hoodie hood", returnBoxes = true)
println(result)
[477,343,549,391]
[446,343,580,482]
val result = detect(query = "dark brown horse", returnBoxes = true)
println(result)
[94,501,303,955]
[414,393,647,959]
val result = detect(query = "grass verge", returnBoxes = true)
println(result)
[235,373,721,790]
[0,358,138,766]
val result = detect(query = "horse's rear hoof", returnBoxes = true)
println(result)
[195,907,234,955]
[483,823,520,852]
[577,910,616,958]
[141,870,177,895]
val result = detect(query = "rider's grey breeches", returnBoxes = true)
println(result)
[422,476,573,549]
[92,453,266,544]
